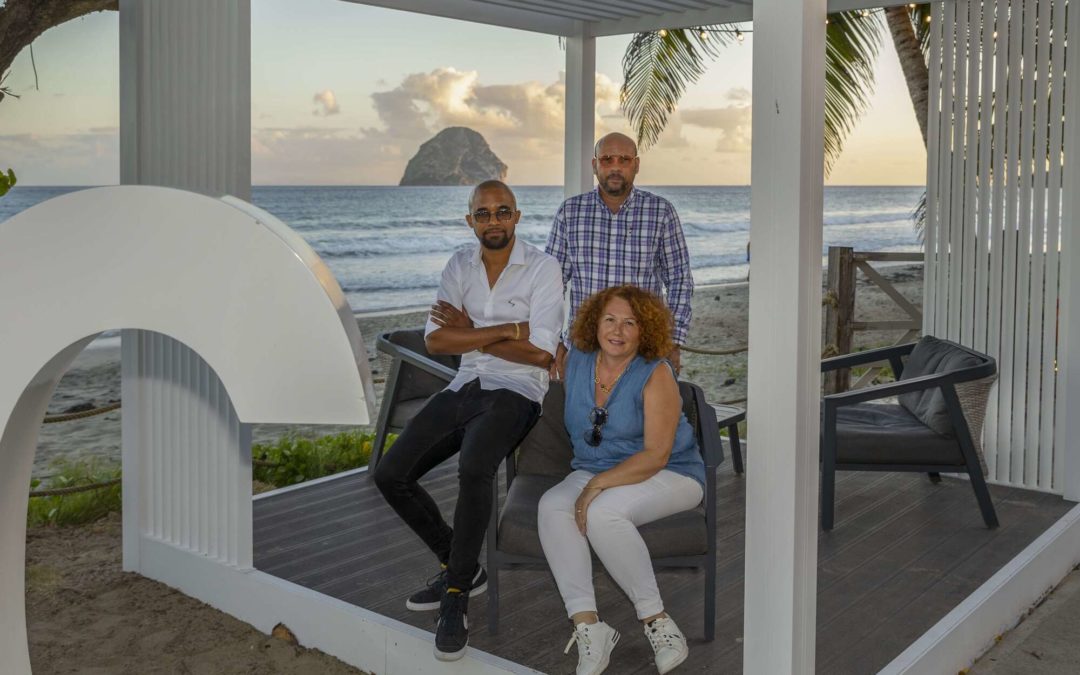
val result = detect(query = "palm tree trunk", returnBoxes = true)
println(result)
[884,7,929,148]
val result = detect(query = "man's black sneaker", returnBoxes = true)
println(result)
[405,565,488,611]
[434,590,469,661]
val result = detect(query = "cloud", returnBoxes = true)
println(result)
[0,130,119,184]
[678,99,752,153]
[256,67,623,184]
[312,89,340,116]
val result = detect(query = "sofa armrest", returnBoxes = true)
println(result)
[376,332,457,382]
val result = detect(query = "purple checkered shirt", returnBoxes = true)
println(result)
[545,187,694,345]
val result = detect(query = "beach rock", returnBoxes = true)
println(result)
[399,127,508,186]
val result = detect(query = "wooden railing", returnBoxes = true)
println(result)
[823,247,924,394]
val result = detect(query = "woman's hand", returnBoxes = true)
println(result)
[574,484,604,535]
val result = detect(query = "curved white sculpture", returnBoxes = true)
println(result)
[0,186,374,673]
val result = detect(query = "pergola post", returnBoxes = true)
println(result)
[118,0,253,572]
[744,0,826,672]
[1058,0,1080,501]
[564,31,595,198]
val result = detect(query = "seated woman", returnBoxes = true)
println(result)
[538,285,706,675]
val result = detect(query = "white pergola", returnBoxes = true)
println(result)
[7,1,1078,673]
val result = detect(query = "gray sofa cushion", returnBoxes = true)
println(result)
[515,382,573,478]
[897,336,982,437]
[832,403,965,466]
[498,474,708,559]
[388,396,433,429]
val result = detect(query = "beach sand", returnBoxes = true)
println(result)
[25,265,922,673]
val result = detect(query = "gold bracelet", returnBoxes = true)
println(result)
[514,322,520,340]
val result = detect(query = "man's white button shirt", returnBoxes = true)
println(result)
[425,238,564,404]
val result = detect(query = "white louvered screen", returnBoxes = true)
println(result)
[924,0,1071,492]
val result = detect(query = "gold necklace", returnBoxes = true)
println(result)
[594,356,630,394]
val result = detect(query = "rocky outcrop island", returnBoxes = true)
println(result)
[399,127,508,186]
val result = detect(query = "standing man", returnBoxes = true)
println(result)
[546,132,693,378]
[373,180,563,662]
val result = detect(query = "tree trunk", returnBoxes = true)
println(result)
[884,6,930,148]
[0,0,118,100]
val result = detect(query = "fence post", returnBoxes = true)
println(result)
[824,246,855,394]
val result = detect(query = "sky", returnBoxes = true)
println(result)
[0,0,926,186]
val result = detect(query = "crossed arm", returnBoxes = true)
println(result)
[425,301,553,369]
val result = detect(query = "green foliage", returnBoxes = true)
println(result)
[252,430,388,488]
[27,459,122,527]
[620,12,883,176]
[620,26,735,151]
[0,168,16,197]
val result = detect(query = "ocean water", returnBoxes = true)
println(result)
[0,185,924,314]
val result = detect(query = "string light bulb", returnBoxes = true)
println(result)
[736,28,744,43]
[700,30,708,39]
[659,28,668,37]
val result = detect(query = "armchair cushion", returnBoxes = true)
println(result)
[515,382,573,478]
[832,403,965,466]
[897,336,982,437]
[498,474,708,559]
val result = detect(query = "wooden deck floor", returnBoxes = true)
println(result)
[253,456,1073,674]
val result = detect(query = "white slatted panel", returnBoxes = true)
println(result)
[927,0,1070,493]
[119,0,253,569]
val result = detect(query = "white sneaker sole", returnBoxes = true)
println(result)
[656,645,688,675]
[434,641,468,662]
[405,578,488,612]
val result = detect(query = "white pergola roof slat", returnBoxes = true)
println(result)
[344,0,914,37]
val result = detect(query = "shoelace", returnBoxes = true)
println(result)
[436,591,467,630]
[564,626,594,656]
[645,621,679,651]
[425,568,448,592]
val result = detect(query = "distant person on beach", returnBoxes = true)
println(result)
[538,286,703,675]
[546,132,693,379]
[372,180,563,662]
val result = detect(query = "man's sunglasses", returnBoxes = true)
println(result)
[584,406,608,447]
[596,154,637,167]
[472,206,515,224]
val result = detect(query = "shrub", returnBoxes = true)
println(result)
[252,430,389,488]
[27,459,122,527]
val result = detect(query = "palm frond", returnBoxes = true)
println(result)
[824,11,883,173]
[620,26,735,151]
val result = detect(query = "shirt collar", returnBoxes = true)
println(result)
[469,236,525,267]
[592,185,638,212]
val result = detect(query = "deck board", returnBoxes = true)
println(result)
[254,460,1073,674]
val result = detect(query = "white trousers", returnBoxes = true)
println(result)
[537,469,704,621]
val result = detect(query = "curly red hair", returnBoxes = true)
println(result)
[570,285,674,360]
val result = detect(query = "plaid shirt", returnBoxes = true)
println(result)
[545,187,693,345]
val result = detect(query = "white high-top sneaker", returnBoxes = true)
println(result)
[563,620,620,675]
[643,616,689,674]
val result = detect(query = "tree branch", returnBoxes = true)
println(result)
[0,0,118,100]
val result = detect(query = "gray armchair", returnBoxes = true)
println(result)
[820,336,999,530]
[485,380,724,640]
[369,329,459,470]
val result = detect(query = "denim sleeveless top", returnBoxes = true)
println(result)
[564,347,706,491]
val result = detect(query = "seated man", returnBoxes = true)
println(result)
[372,180,563,662]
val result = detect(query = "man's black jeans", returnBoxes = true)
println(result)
[373,379,541,592]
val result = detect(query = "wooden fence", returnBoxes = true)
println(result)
[823,247,924,394]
